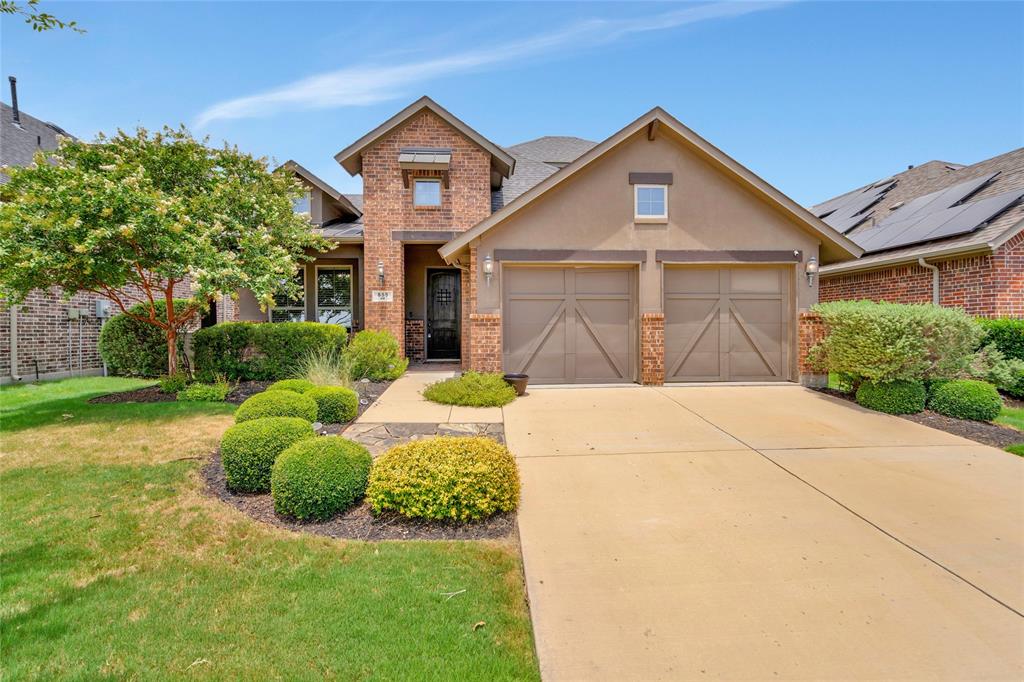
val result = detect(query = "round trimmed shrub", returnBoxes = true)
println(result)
[234,390,318,423]
[423,372,516,407]
[271,438,372,520]
[345,330,409,381]
[267,379,315,394]
[367,436,520,522]
[220,417,315,493]
[928,380,1003,422]
[98,299,188,377]
[306,386,359,424]
[855,380,926,415]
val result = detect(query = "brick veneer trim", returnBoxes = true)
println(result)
[469,312,502,373]
[640,313,665,386]
[405,318,425,362]
[798,311,828,387]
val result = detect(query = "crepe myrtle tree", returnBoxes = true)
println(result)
[0,126,327,376]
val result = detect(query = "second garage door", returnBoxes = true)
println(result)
[664,266,793,382]
[503,266,637,384]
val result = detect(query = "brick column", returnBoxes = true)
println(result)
[798,312,827,387]
[405,318,424,362]
[469,312,502,373]
[363,234,405,355]
[640,312,665,386]
[461,247,477,369]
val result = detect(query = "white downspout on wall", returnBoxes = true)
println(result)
[10,305,21,382]
[918,257,940,306]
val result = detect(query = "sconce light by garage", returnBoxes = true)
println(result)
[483,254,494,286]
[805,256,818,288]
[377,260,385,286]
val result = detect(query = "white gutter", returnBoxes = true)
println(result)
[9,305,20,382]
[918,257,940,305]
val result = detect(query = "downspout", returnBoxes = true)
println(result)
[918,257,940,306]
[9,305,21,382]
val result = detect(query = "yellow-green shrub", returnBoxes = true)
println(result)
[234,390,317,423]
[367,436,519,522]
[423,372,516,407]
[267,379,315,394]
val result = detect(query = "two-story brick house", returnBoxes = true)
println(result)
[236,96,865,386]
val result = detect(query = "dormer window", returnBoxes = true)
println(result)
[292,190,311,215]
[414,179,442,207]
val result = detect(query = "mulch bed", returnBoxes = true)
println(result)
[201,452,516,541]
[814,387,1024,450]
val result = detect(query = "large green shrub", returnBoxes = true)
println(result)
[234,390,318,423]
[267,379,315,394]
[220,417,315,493]
[345,330,408,381]
[855,380,926,415]
[810,301,983,385]
[367,436,520,522]
[193,322,348,381]
[978,318,1024,361]
[98,300,188,377]
[928,380,1003,422]
[423,372,516,407]
[306,386,359,424]
[271,438,372,520]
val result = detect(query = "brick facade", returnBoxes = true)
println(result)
[820,232,1024,318]
[404,318,425,362]
[640,313,665,386]
[798,311,828,387]
[468,313,502,373]
[360,110,493,357]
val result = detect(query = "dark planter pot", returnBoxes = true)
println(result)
[503,373,529,397]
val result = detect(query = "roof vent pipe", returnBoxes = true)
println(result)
[918,257,939,306]
[8,76,19,124]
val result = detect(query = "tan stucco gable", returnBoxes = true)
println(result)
[440,108,862,265]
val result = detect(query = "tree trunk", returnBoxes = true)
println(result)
[167,327,178,376]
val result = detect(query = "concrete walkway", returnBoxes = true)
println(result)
[356,371,504,424]
[505,385,1024,681]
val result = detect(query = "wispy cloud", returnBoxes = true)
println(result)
[195,2,789,127]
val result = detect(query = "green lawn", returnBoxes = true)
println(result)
[994,404,1023,432]
[1,378,538,680]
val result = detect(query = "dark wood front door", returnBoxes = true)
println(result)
[427,269,461,360]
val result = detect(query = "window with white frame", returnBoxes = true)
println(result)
[269,270,305,322]
[316,266,353,328]
[634,184,668,220]
[292,190,311,215]
[413,179,442,207]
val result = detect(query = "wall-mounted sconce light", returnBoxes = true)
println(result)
[805,256,818,288]
[377,260,385,286]
[483,254,494,286]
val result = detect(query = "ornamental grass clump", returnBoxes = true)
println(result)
[220,417,315,493]
[367,436,520,522]
[234,390,317,423]
[422,372,517,407]
[928,380,1003,422]
[271,438,372,520]
[267,379,315,394]
[306,386,359,424]
[855,380,926,415]
[292,348,353,388]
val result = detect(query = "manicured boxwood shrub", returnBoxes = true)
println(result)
[98,300,188,377]
[345,329,408,381]
[306,386,359,424]
[177,380,230,402]
[234,390,318,423]
[271,437,372,520]
[192,322,348,381]
[810,301,983,384]
[423,372,516,407]
[367,436,520,522]
[855,380,926,415]
[267,379,315,394]
[220,417,315,493]
[928,380,1003,422]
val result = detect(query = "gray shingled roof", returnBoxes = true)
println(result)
[0,102,75,183]
[819,149,1024,273]
[492,136,597,211]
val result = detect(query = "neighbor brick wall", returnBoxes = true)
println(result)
[405,318,425,362]
[640,313,665,386]
[820,233,1024,317]
[469,313,502,373]
[360,109,493,357]
[798,311,828,387]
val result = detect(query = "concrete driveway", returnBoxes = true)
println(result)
[504,385,1024,681]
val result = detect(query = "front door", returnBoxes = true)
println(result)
[427,269,461,360]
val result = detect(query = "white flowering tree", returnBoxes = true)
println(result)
[0,126,326,376]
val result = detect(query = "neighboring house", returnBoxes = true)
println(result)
[237,96,862,385]
[0,80,202,384]
[814,149,1024,317]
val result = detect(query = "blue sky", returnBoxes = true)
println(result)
[3,1,1022,204]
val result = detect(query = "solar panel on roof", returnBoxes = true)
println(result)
[885,172,998,223]
[814,180,897,233]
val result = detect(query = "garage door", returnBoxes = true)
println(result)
[503,267,636,384]
[664,266,792,382]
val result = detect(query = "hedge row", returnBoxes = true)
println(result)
[193,322,348,381]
